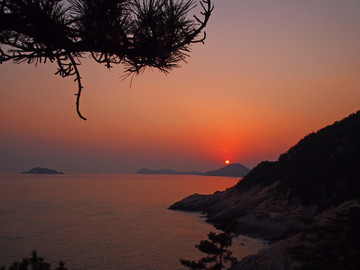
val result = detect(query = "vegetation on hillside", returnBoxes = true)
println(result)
[287,206,360,270]
[236,110,360,210]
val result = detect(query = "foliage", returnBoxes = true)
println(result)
[180,223,238,270]
[287,206,360,270]
[236,110,360,210]
[0,0,213,120]
[0,251,67,270]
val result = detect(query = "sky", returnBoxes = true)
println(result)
[1,0,360,173]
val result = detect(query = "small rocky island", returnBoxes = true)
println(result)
[170,110,360,270]
[137,163,250,177]
[22,167,64,174]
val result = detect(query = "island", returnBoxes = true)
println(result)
[136,163,250,177]
[22,167,64,174]
[136,168,202,175]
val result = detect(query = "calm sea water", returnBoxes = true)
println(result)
[0,173,265,269]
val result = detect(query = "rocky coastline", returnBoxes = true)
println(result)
[169,181,310,241]
[169,110,360,269]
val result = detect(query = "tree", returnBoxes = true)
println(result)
[180,226,238,270]
[0,250,67,270]
[0,0,213,120]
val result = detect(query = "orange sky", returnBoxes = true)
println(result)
[1,0,360,173]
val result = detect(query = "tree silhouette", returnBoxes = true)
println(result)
[180,223,238,270]
[0,0,213,120]
[0,250,67,270]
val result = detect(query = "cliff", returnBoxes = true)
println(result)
[169,110,360,269]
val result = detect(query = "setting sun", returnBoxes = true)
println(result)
[225,160,230,164]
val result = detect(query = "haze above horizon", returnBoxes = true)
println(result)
[1,0,360,173]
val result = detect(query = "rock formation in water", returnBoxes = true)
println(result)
[136,163,250,177]
[170,110,360,269]
[23,167,64,174]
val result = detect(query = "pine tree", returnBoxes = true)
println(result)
[180,229,238,270]
[0,0,213,120]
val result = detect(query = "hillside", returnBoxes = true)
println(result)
[236,110,360,209]
[170,110,360,269]
[170,110,360,240]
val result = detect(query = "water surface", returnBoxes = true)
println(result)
[0,173,265,269]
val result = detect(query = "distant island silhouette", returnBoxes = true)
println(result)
[136,163,250,177]
[22,167,64,175]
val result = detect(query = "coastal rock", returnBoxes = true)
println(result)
[170,110,360,269]
[170,110,360,240]
[230,235,300,270]
[23,167,64,174]
[169,193,214,212]
[230,200,359,270]
[170,182,308,240]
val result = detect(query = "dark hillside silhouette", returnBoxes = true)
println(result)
[236,110,360,209]
[170,110,360,241]
[0,0,213,120]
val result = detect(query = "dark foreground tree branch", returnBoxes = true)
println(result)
[0,0,213,120]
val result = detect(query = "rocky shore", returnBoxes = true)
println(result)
[170,184,359,270]
[230,200,359,270]
[169,110,360,269]
[169,181,311,241]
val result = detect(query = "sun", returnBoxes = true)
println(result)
[225,160,230,164]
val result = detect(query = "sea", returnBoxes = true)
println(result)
[0,173,266,269]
